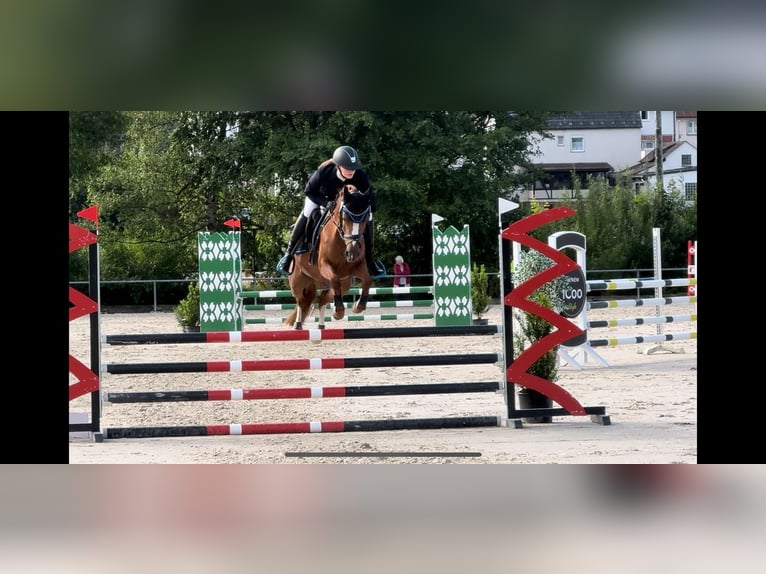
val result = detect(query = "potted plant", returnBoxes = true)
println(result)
[511,249,568,422]
[174,281,200,332]
[471,263,491,324]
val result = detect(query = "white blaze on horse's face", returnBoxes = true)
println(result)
[339,185,369,263]
[342,216,363,262]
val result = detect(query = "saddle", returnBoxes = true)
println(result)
[306,202,335,266]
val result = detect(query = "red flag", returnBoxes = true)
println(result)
[224,218,241,228]
[77,205,99,222]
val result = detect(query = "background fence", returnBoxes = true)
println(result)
[69,268,688,311]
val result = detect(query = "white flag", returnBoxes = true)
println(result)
[498,198,519,214]
[431,213,445,225]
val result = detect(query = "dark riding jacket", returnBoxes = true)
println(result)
[304,164,377,212]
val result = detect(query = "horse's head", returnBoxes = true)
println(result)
[336,184,371,263]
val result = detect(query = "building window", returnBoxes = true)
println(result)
[570,136,584,152]
[641,111,649,120]
[687,120,697,135]
[684,182,697,201]
[556,135,564,146]
[681,154,692,166]
[641,140,655,150]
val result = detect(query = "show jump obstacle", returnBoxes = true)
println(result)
[500,206,608,426]
[69,203,612,442]
[241,286,437,325]
[551,228,697,368]
[198,223,473,330]
[68,207,101,438]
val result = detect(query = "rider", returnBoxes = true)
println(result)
[275,145,387,279]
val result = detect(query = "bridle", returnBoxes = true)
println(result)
[331,187,371,249]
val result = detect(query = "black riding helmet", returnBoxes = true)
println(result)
[333,145,362,170]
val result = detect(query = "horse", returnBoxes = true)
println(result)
[284,184,373,329]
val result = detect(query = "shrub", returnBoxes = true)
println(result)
[471,263,491,320]
[511,249,569,384]
[173,282,200,328]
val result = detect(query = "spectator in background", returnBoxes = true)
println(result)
[393,255,411,300]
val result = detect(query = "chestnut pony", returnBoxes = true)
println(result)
[284,184,373,329]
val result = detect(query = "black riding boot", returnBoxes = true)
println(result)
[364,221,386,279]
[276,214,308,276]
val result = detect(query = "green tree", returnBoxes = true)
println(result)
[70,110,695,297]
[69,111,129,215]
[70,111,554,287]
[232,111,553,275]
[87,111,200,280]
[69,111,129,278]
[561,174,696,272]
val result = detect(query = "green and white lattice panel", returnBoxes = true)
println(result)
[198,231,242,332]
[432,224,471,326]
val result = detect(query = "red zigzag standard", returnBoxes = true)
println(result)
[501,207,587,416]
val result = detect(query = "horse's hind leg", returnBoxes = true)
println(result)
[317,305,326,329]
[294,287,311,330]
[317,288,333,329]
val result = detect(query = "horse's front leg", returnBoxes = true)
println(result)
[352,272,372,314]
[331,281,345,320]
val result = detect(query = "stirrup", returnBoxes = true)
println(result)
[276,253,293,276]
[368,259,386,279]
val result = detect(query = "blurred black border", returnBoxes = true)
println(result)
[696,112,756,464]
[1,112,70,463]
[7,0,752,462]
[47,110,739,465]
[3,2,765,111]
